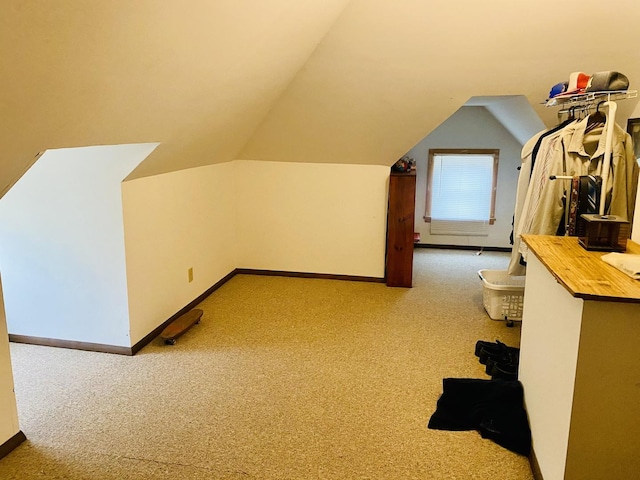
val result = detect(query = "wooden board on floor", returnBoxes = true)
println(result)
[160,309,203,345]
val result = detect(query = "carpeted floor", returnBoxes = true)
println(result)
[0,248,534,479]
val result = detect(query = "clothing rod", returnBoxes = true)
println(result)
[549,175,573,180]
[557,104,594,115]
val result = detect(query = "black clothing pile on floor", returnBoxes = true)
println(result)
[428,340,531,456]
[428,377,531,455]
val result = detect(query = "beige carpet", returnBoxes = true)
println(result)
[1,248,534,479]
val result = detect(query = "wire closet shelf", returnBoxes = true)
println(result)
[544,89,638,109]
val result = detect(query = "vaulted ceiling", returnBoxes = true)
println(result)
[2,0,639,196]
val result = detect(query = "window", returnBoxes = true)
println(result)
[424,149,498,236]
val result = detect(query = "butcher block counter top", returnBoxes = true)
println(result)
[521,234,640,303]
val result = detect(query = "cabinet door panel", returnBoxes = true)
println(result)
[386,172,416,287]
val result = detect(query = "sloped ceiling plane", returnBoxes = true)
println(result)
[1,0,638,196]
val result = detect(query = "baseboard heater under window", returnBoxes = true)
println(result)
[430,219,489,236]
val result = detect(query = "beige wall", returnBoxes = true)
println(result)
[123,163,238,345]
[234,161,388,277]
[0,145,155,347]
[0,276,20,447]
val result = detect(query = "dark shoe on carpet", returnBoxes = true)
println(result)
[490,362,518,381]
[485,351,520,375]
[476,340,519,365]
[474,340,497,357]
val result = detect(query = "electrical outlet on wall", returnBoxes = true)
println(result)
[188,267,194,283]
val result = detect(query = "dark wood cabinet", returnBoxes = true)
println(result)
[386,171,416,287]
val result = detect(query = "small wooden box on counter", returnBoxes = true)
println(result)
[578,214,630,252]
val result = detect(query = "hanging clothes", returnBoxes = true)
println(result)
[562,115,637,222]
[527,115,637,237]
[508,131,545,276]
[509,109,638,271]
[508,119,576,275]
[517,120,584,252]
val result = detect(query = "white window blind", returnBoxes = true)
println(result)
[429,154,495,236]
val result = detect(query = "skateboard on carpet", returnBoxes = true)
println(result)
[160,309,203,345]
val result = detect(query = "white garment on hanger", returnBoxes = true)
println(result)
[507,131,544,275]
[515,127,573,261]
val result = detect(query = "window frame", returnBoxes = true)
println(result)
[424,148,499,225]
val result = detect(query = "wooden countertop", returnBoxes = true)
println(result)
[522,235,640,303]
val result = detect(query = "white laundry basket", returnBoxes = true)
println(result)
[477,269,526,321]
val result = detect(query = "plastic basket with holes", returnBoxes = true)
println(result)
[477,269,526,321]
